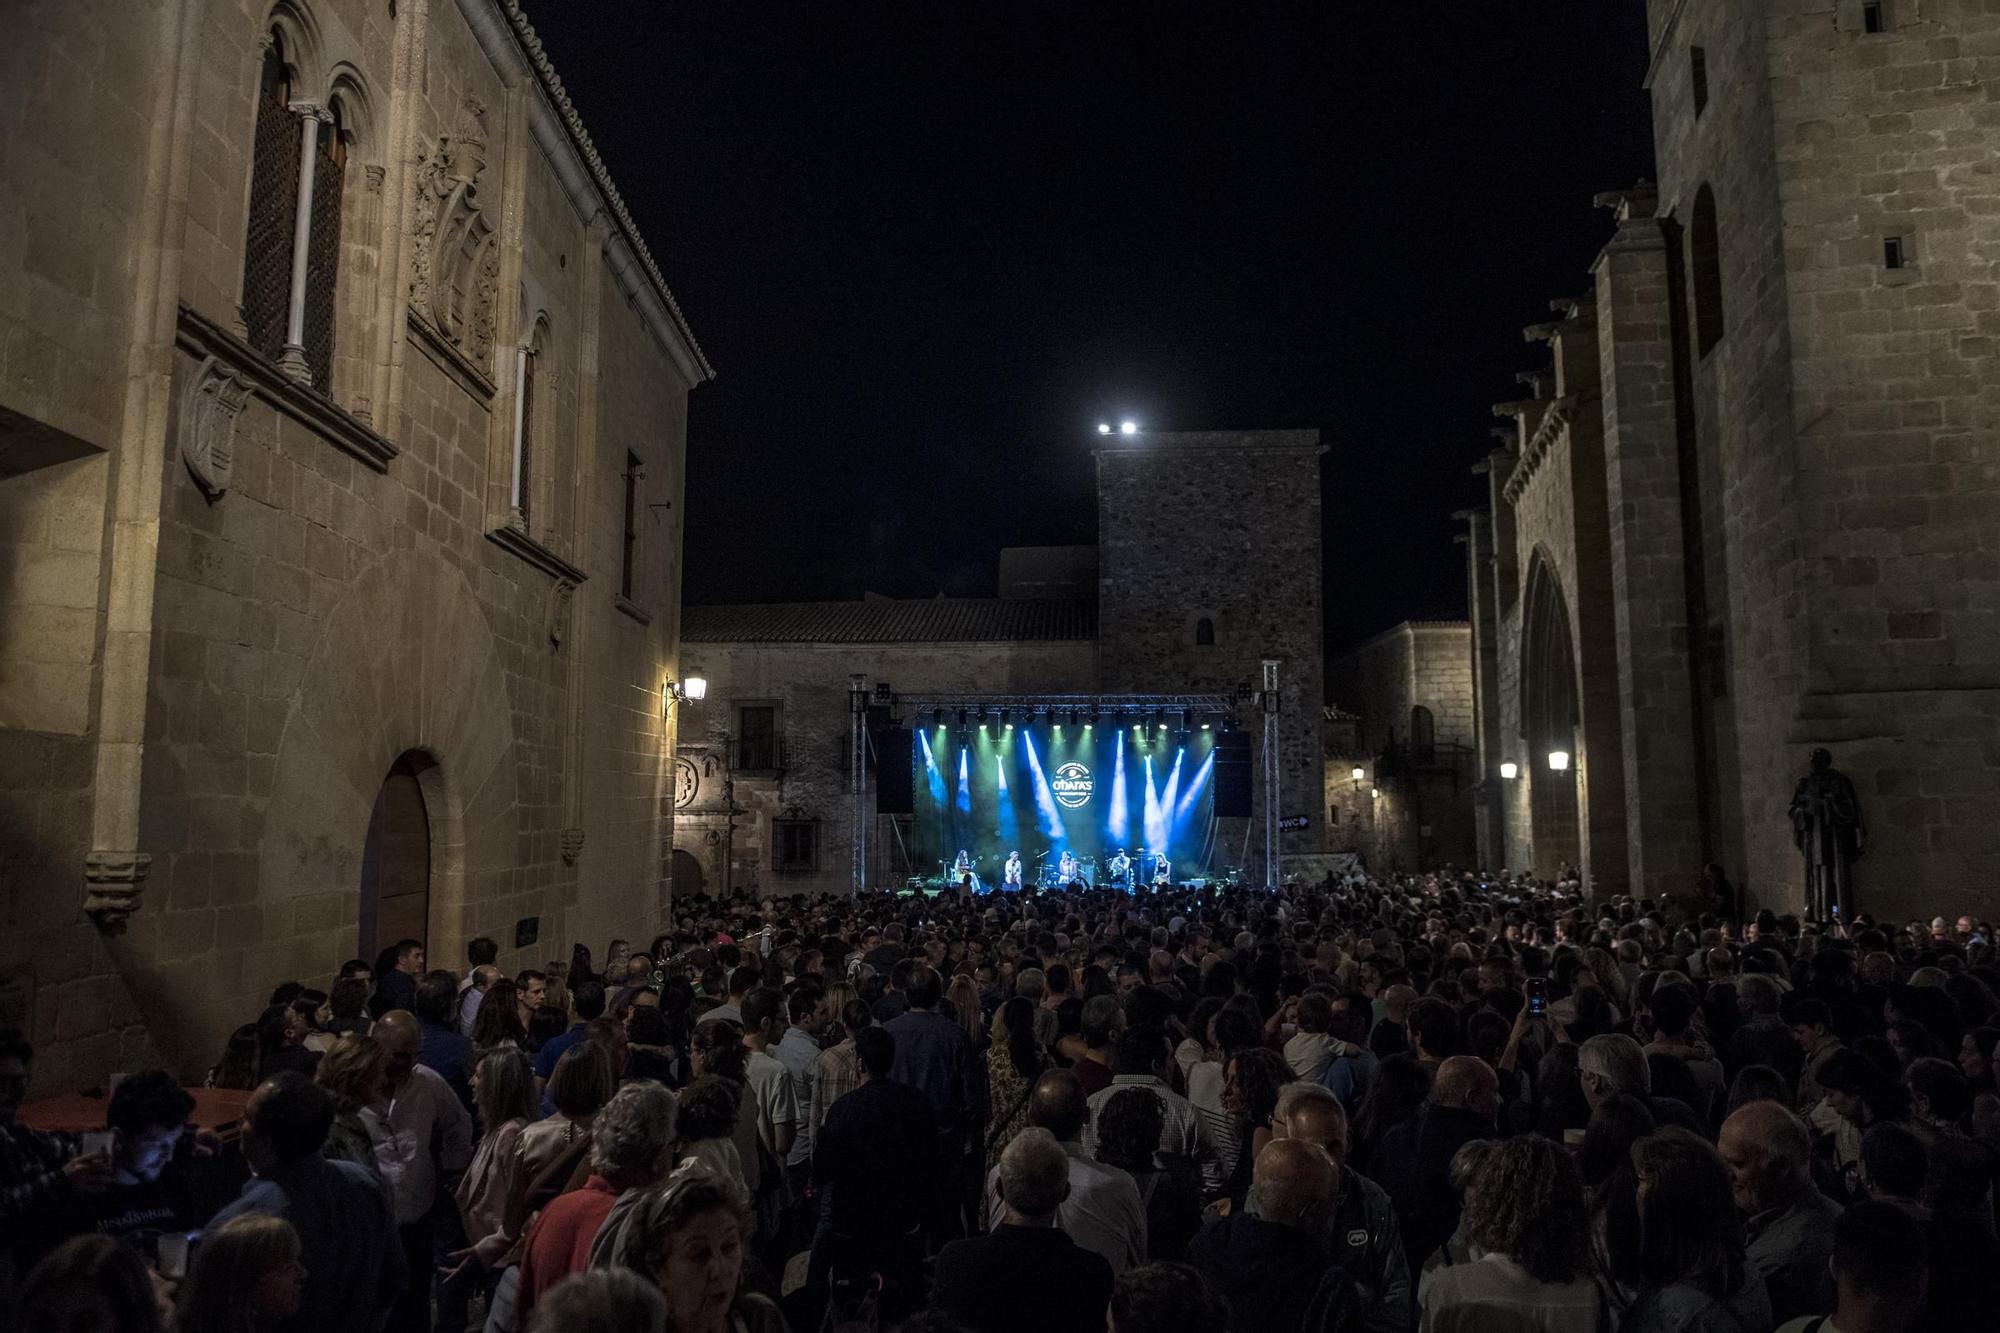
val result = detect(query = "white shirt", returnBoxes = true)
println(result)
[984,1140,1146,1275]
[743,1048,800,1154]
[362,1063,473,1225]
[1082,1074,1220,1193]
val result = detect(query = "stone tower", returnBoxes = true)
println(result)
[1096,430,1326,872]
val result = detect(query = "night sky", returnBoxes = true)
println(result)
[526,2,1656,656]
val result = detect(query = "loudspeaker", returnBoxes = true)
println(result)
[1213,732,1252,817]
[875,728,914,814]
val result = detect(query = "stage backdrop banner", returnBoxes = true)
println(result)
[910,721,1218,885]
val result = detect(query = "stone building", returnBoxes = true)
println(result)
[675,599,1099,899]
[1464,0,2000,920]
[678,430,1328,895]
[1,0,709,1091]
[1325,622,1478,873]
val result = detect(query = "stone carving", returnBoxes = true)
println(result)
[1790,748,1865,923]
[83,850,153,930]
[547,579,575,648]
[560,827,585,865]
[179,356,255,498]
[410,99,499,368]
[675,756,699,809]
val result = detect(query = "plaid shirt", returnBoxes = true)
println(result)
[2,1123,78,1252]
[809,1038,863,1148]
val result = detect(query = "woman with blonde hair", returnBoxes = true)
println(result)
[946,974,986,1052]
[445,1048,541,1308]
[314,1032,388,1183]
[175,1214,306,1333]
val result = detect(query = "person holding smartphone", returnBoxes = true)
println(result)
[57,1072,201,1249]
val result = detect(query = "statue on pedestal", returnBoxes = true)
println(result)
[1789,748,1864,922]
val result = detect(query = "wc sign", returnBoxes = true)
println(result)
[1052,763,1094,809]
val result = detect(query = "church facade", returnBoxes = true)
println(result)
[1465,0,2000,921]
[1,0,707,1091]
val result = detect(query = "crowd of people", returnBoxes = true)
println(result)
[4,871,1999,1333]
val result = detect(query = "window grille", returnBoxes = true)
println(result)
[303,108,345,392]
[243,43,298,362]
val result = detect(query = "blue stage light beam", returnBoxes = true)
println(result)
[919,729,949,807]
[1173,748,1216,825]
[956,747,971,816]
[995,741,1019,848]
[1143,754,1169,857]
[1108,730,1128,843]
[1160,747,1186,841]
[1019,732,1067,841]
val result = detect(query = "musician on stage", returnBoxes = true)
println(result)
[1003,851,1024,891]
[953,849,982,894]
[1107,848,1132,890]
[1058,850,1081,886]
[1152,852,1172,888]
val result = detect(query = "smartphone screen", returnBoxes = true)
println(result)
[1527,979,1548,1016]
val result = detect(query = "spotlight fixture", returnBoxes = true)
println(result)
[1547,750,1571,772]
[1499,761,1519,780]
[1119,421,1138,435]
[934,708,946,730]
[957,708,968,728]
[1180,709,1193,732]
[1097,422,1112,435]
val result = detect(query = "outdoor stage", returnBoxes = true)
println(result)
[888,692,1241,892]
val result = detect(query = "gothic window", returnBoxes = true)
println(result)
[1194,617,1216,646]
[242,33,298,362]
[240,26,355,394]
[1691,185,1725,357]
[1690,46,1709,116]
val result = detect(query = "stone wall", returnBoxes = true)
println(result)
[676,638,1098,899]
[1326,622,1476,872]
[0,0,708,1090]
[1644,0,2000,919]
[1097,432,1326,867]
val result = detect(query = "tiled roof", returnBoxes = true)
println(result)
[682,598,1098,644]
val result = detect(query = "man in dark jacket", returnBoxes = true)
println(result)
[933,1128,1113,1333]
[1370,1055,1498,1274]
[1251,1085,1410,1333]
[1187,1138,1361,1333]
[809,1026,938,1310]
[208,1074,405,1333]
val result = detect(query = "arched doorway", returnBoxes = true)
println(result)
[671,848,706,898]
[1522,559,1582,881]
[360,751,436,958]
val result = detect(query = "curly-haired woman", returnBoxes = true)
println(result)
[1417,1134,1599,1332]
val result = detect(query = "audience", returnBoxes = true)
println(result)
[4,873,1998,1333]
[936,1128,1114,1333]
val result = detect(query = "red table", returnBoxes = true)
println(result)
[16,1086,251,1141]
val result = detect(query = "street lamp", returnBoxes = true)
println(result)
[1499,761,1518,780]
[1547,750,1571,773]
[1350,766,1365,784]
[1119,421,1138,435]
[1097,422,1112,435]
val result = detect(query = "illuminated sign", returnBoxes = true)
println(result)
[1052,762,1093,809]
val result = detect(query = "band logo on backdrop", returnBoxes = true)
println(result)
[1052,762,1094,809]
